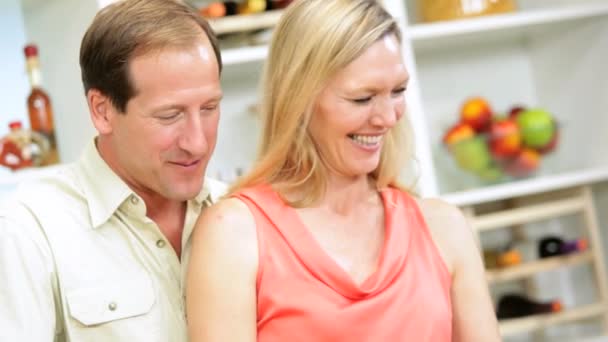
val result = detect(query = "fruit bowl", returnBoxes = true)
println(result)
[442,97,559,183]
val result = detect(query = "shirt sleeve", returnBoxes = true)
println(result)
[0,204,58,341]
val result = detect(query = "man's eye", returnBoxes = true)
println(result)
[159,112,181,121]
[201,105,218,112]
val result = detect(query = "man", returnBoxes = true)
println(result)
[0,0,225,340]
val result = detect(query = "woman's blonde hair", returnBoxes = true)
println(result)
[232,0,414,206]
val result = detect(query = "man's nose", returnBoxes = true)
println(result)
[179,113,208,155]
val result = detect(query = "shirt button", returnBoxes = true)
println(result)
[130,196,139,205]
[156,239,166,248]
[108,302,117,311]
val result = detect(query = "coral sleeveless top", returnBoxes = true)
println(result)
[233,185,452,341]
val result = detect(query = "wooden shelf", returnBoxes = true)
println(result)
[409,2,608,51]
[471,196,586,232]
[499,302,607,337]
[209,10,284,35]
[487,251,594,284]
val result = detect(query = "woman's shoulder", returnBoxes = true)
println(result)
[414,197,467,228]
[200,196,257,234]
[190,196,259,276]
[412,196,476,274]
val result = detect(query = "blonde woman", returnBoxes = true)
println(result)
[187,0,500,341]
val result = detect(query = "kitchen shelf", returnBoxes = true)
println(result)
[222,45,268,65]
[499,302,607,337]
[209,10,284,35]
[409,2,608,51]
[486,251,594,284]
[441,167,608,207]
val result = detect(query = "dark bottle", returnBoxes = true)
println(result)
[266,0,293,10]
[538,236,588,258]
[496,294,562,319]
[223,1,238,16]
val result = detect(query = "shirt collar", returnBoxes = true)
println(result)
[78,139,227,228]
[78,140,134,228]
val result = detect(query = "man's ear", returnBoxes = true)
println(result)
[88,89,117,135]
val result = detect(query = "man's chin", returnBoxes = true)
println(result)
[163,183,204,201]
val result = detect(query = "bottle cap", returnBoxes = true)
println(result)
[8,121,23,130]
[551,300,562,312]
[578,238,589,251]
[24,44,39,57]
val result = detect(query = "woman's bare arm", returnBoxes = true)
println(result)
[419,198,502,342]
[186,198,258,342]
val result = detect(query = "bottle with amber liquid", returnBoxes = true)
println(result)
[24,44,59,165]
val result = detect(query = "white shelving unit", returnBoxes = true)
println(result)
[3,0,608,201]
[2,0,608,340]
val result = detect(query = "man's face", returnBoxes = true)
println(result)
[102,38,222,201]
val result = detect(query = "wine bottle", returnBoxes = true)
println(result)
[538,236,588,258]
[496,294,562,319]
[24,44,59,165]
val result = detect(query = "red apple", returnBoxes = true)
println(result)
[505,148,540,178]
[508,105,527,119]
[443,123,475,146]
[460,97,493,132]
[489,118,522,161]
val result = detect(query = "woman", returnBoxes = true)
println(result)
[187,0,500,341]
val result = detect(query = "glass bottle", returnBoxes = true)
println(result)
[24,44,59,165]
[497,294,562,319]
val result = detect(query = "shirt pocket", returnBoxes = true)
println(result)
[65,274,159,340]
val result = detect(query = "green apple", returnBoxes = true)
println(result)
[451,136,491,173]
[516,108,555,148]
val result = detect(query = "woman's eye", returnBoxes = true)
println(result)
[352,97,372,104]
[392,87,406,96]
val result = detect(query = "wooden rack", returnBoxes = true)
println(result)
[462,185,608,339]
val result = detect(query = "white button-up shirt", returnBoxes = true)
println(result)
[0,140,226,341]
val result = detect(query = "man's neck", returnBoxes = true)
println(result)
[145,197,187,258]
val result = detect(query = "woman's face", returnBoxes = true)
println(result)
[309,34,409,179]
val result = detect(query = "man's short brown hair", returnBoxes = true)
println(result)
[80,0,222,113]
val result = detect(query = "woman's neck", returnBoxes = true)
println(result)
[320,174,378,216]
